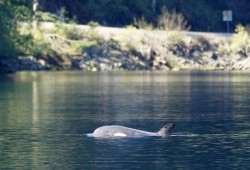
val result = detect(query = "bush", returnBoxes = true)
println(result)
[230,24,250,54]
[18,25,53,57]
[133,16,153,30]
[0,0,32,58]
[36,11,59,22]
[0,2,19,57]
[31,29,53,57]
[88,21,101,28]
[63,25,84,40]
[51,22,84,40]
[157,6,190,31]
[167,31,184,45]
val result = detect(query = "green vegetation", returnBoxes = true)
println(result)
[132,16,153,30]
[157,6,190,31]
[0,0,32,58]
[230,24,250,54]
[1,1,191,60]
[28,22,103,58]
[1,0,250,73]
[39,0,250,32]
[2,0,249,60]
[36,11,59,22]
[87,21,101,28]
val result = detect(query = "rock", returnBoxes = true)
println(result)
[18,56,46,70]
[38,59,46,66]
[211,53,218,60]
[0,58,17,74]
[226,57,250,70]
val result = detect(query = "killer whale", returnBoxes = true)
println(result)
[92,123,175,137]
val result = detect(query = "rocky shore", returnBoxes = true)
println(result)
[1,24,250,73]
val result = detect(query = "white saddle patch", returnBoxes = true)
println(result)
[113,132,127,137]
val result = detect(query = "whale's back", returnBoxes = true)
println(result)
[93,125,156,137]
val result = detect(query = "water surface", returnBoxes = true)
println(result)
[0,71,250,169]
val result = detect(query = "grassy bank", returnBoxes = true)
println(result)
[1,21,250,73]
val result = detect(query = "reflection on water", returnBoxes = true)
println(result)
[0,71,250,169]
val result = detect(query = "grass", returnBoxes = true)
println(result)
[27,11,192,61]
[15,11,250,72]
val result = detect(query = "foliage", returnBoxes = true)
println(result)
[0,1,14,57]
[125,25,137,30]
[133,16,153,30]
[88,21,101,28]
[167,31,184,46]
[18,24,53,57]
[39,0,153,26]
[36,11,59,22]
[54,23,84,40]
[30,29,53,57]
[58,7,69,23]
[45,7,83,41]
[157,6,190,31]
[39,0,250,32]
[230,24,250,53]
[0,0,32,58]
[157,0,222,31]
[64,26,84,40]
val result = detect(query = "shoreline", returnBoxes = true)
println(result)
[1,23,250,74]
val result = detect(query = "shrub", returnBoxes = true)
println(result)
[58,7,69,23]
[133,16,153,30]
[125,25,137,30]
[31,30,53,57]
[157,6,190,31]
[0,0,32,58]
[167,31,184,46]
[230,24,250,54]
[88,21,101,28]
[63,25,84,40]
[36,11,59,22]
[52,22,84,40]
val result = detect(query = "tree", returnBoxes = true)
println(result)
[0,0,32,58]
[29,0,250,32]
[152,0,156,12]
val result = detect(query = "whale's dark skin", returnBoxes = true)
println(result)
[92,123,175,137]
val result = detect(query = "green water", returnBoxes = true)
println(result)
[0,71,249,169]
